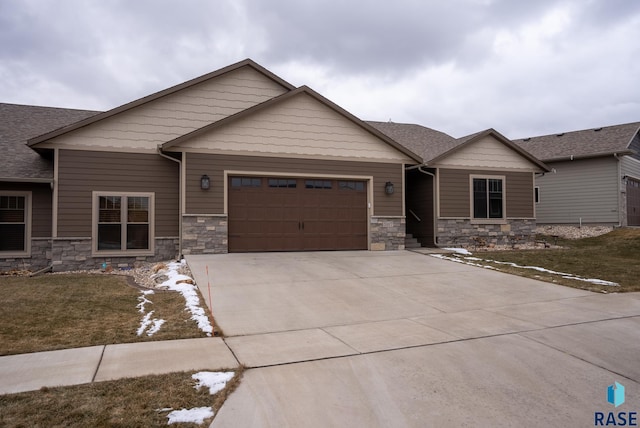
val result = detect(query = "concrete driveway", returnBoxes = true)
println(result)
[186,251,640,427]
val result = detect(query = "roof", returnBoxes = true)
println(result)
[163,87,423,163]
[28,59,296,147]
[0,103,99,181]
[368,121,548,171]
[514,122,640,162]
[366,121,458,161]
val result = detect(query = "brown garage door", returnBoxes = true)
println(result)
[628,178,640,226]
[228,176,367,252]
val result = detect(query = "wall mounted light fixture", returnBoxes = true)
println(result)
[384,181,394,195]
[200,174,210,190]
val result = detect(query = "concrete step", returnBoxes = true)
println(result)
[404,235,422,249]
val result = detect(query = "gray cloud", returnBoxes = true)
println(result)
[0,0,638,138]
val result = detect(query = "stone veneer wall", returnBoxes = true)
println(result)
[370,216,405,251]
[181,215,228,255]
[50,237,179,272]
[436,219,536,247]
[0,238,51,272]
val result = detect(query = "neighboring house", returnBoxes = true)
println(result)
[0,59,547,272]
[515,122,640,227]
[0,103,98,271]
[369,122,549,247]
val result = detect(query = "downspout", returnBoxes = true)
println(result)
[157,146,183,258]
[405,164,437,247]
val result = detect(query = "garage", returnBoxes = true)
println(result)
[228,176,368,252]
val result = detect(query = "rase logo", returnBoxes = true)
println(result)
[595,382,637,426]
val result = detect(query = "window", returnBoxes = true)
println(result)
[305,180,332,189]
[0,193,29,254]
[268,178,297,188]
[338,181,365,191]
[472,177,504,219]
[535,187,540,204]
[231,177,261,188]
[94,192,153,254]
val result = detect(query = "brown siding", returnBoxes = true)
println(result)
[185,153,403,217]
[439,168,534,218]
[57,150,179,237]
[0,182,52,237]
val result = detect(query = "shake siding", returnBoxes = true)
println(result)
[0,182,52,237]
[439,169,534,218]
[57,150,179,237]
[47,67,288,151]
[535,157,619,224]
[180,94,413,162]
[436,136,539,170]
[185,153,403,216]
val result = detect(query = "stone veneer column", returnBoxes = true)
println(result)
[181,215,229,255]
[370,216,406,251]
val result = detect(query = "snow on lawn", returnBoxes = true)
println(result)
[443,247,473,255]
[136,290,166,337]
[430,253,619,286]
[156,260,214,336]
[167,407,214,425]
[164,371,236,425]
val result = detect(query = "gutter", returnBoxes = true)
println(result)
[156,146,183,258]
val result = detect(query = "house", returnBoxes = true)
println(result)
[1,59,547,272]
[515,122,640,227]
[369,122,549,247]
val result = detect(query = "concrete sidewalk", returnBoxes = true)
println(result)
[0,337,238,395]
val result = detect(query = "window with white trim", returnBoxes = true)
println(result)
[472,177,504,219]
[0,193,29,253]
[94,193,153,254]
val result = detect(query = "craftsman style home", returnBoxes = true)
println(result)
[0,59,547,272]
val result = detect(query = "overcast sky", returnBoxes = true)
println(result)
[1,0,638,139]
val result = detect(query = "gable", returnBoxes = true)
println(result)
[433,135,542,170]
[173,92,415,163]
[36,66,289,152]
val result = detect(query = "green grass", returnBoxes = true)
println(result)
[0,274,213,356]
[0,369,243,428]
[470,228,640,292]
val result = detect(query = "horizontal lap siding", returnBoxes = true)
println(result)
[439,169,534,218]
[49,67,288,151]
[0,182,52,237]
[185,153,403,217]
[57,150,179,237]
[536,157,619,224]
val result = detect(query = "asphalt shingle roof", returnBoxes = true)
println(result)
[0,103,99,180]
[366,121,459,162]
[513,122,640,162]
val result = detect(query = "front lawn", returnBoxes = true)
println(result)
[0,273,213,356]
[464,228,640,292]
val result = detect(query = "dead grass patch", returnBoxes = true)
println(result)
[0,274,212,356]
[470,228,640,292]
[0,369,239,427]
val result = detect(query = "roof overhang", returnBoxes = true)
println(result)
[0,177,53,184]
[541,150,635,163]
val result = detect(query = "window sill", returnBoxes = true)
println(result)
[92,250,154,257]
[470,218,507,225]
[0,251,31,258]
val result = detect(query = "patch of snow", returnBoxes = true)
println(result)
[444,247,472,255]
[193,371,235,395]
[136,310,166,336]
[485,259,619,286]
[167,407,214,425]
[136,290,154,313]
[431,254,496,270]
[146,318,166,336]
[157,260,214,336]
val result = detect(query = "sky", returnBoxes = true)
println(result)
[1,0,639,139]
